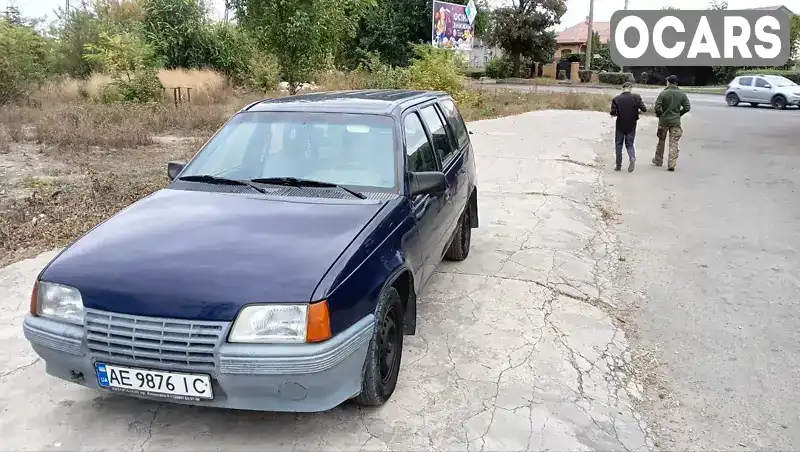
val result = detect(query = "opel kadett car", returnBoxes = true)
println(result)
[23,89,479,412]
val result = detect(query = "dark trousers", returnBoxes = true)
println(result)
[615,128,636,167]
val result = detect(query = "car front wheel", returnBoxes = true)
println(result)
[444,204,472,261]
[772,95,788,110]
[355,287,404,407]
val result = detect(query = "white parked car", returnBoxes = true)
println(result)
[724,75,800,109]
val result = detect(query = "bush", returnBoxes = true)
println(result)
[598,72,635,85]
[406,45,469,101]
[578,70,593,83]
[248,55,281,92]
[100,70,163,103]
[485,56,514,79]
[467,70,484,79]
[736,69,800,84]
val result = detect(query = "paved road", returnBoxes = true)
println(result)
[601,99,800,449]
[0,112,651,450]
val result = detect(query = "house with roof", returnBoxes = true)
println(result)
[554,19,610,61]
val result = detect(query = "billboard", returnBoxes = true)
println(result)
[432,1,475,52]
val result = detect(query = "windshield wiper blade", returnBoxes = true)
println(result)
[177,174,267,194]
[250,177,367,199]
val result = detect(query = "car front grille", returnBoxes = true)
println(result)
[85,309,226,372]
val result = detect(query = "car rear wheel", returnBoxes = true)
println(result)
[726,93,740,106]
[444,204,472,261]
[355,287,404,407]
[772,95,787,110]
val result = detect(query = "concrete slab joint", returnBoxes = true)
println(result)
[0,110,653,451]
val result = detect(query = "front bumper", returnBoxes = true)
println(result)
[23,312,374,412]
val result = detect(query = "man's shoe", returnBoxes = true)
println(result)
[667,167,675,171]
[628,159,636,172]
[652,158,662,167]
[615,165,622,171]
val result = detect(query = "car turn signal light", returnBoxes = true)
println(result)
[30,281,38,316]
[306,300,332,343]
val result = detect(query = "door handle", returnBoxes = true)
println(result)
[415,198,430,220]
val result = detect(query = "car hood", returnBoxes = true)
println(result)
[41,188,385,321]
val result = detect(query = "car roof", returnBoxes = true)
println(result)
[244,89,449,115]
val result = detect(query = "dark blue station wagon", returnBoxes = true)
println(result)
[23,90,479,412]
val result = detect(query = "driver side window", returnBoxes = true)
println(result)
[754,78,769,88]
[404,113,437,173]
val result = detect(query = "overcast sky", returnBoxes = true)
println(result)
[6,0,799,30]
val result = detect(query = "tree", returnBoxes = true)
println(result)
[0,19,57,104]
[54,5,104,78]
[346,0,430,68]
[488,0,566,76]
[141,0,209,69]
[232,0,375,94]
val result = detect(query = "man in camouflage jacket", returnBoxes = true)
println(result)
[653,75,691,171]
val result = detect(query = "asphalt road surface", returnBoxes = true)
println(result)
[601,93,800,449]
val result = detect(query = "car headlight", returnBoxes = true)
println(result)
[228,301,331,344]
[33,281,84,325]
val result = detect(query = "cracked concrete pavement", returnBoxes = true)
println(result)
[0,110,651,451]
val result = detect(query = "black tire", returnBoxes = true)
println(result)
[772,95,787,110]
[444,204,472,261]
[726,93,739,106]
[749,102,759,107]
[355,287,404,407]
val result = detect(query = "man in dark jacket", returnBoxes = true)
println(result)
[610,82,647,172]
[653,74,691,171]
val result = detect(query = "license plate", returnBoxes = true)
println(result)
[95,362,213,401]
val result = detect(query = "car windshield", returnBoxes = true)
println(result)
[765,76,797,87]
[180,111,397,190]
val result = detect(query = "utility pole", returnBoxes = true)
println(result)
[585,0,595,70]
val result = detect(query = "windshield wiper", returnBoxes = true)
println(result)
[250,177,367,199]
[177,174,267,194]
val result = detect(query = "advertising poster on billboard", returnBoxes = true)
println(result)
[431,0,475,52]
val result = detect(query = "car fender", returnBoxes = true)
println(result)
[312,197,419,336]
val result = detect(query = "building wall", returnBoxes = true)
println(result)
[470,41,503,68]
[554,44,585,61]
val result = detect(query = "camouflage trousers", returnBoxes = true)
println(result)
[654,125,683,168]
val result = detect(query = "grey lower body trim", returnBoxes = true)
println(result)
[23,313,376,412]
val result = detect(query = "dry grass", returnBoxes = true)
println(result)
[0,74,615,266]
[460,89,611,121]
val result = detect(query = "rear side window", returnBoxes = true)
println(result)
[419,105,456,165]
[738,77,753,86]
[439,98,470,150]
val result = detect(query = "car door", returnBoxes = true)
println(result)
[417,103,463,258]
[438,97,473,216]
[752,77,773,103]
[735,76,754,102]
[403,111,444,287]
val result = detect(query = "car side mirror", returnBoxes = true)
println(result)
[764,84,771,89]
[168,161,185,181]
[409,171,447,197]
